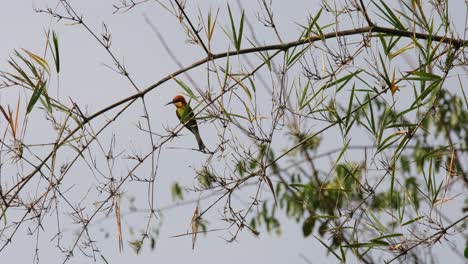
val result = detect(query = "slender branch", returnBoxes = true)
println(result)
[358,0,374,27]
[385,215,468,263]
[173,0,210,55]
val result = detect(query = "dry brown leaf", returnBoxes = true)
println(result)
[115,194,123,252]
[391,70,400,95]
[191,206,199,250]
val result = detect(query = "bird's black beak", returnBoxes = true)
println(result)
[165,101,173,106]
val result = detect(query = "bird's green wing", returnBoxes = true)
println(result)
[176,104,205,150]
[177,105,199,134]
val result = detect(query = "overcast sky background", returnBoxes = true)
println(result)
[0,1,466,263]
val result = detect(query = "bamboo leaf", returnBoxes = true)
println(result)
[264,176,278,207]
[372,0,406,30]
[401,216,424,226]
[320,70,363,91]
[304,8,323,38]
[367,210,386,232]
[9,60,35,88]
[377,132,403,153]
[27,81,47,114]
[227,4,242,52]
[23,49,50,75]
[172,77,196,99]
[406,71,441,81]
[52,31,60,73]
[345,84,355,130]
[314,235,343,261]
[298,79,311,108]
[237,10,245,51]
[371,233,403,241]
[413,79,441,106]
[344,242,388,248]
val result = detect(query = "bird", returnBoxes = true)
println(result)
[166,95,206,151]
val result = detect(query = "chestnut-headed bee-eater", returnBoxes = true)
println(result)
[166,95,206,151]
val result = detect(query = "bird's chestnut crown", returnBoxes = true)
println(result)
[166,95,187,108]
[171,95,187,104]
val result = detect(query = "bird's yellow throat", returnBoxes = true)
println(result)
[174,101,185,108]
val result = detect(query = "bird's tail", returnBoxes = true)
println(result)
[194,131,206,151]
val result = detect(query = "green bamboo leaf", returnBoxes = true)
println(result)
[227,5,236,39]
[172,77,196,99]
[225,111,249,121]
[27,81,46,114]
[287,45,310,68]
[52,31,60,73]
[376,110,387,146]
[344,241,388,248]
[386,36,403,57]
[458,75,468,108]
[236,78,252,101]
[304,8,323,39]
[290,183,313,191]
[222,52,230,89]
[314,235,343,261]
[8,59,35,88]
[320,70,363,91]
[432,180,444,205]
[23,49,50,75]
[264,175,277,207]
[14,50,40,79]
[406,71,441,81]
[386,123,417,129]
[299,84,324,110]
[227,4,242,51]
[171,183,184,201]
[393,104,420,121]
[298,79,311,108]
[345,84,355,130]
[379,36,388,54]
[377,132,403,153]
[423,158,434,195]
[398,1,428,29]
[67,143,85,158]
[390,160,396,206]
[401,216,424,226]
[368,95,376,134]
[302,216,315,237]
[39,96,53,113]
[413,79,441,106]
[371,233,403,241]
[391,132,409,159]
[372,0,406,30]
[355,94,376,135]
[239,99,252,121]
[339,244,346,262]
[314,21,326,41]
[237,10,245,51]
[335,140,350,165]
[248,77,256,93]
[367,209,386,232]
[378,53,391,87]
[312,215,339,219]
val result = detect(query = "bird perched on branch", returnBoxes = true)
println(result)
[166,95,206,151]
